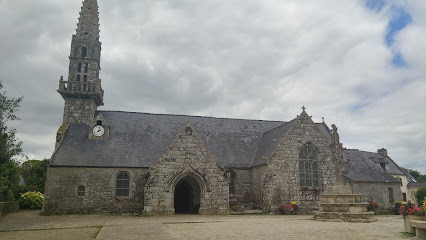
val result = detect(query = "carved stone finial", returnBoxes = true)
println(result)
[331,124,339,146]
[302,106,306,112]
[322,117,325,123]
[60,76,63,81]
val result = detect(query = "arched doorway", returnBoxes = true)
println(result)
[174,176,200,214]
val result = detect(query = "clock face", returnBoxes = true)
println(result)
[93,125,105,137]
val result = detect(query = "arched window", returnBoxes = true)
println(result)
[116,172,130,196]
[81,47,87,57]
[77,185,85,196]
[84,63,88,73]
[299,143,318,187]
[77,62,82,72]
[224,171,236,194]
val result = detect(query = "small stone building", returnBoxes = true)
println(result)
[343,149,402,209]
[43,0,401,214]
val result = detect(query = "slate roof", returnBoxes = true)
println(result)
[407,182,426,187]
[51,111,332,168]
[343,149,400,183]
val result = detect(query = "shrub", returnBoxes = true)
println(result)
[400,201,415,216]
[281,201,299,215]
[415,187,426,206]
[394,201,404,215]
[19,191,43,209]
[367,201,379,212]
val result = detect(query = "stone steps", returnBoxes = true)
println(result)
[314,211,376,223]
[318,203,369,213]
[230,209,264,215]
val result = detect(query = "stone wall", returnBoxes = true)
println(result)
[143,124,229,215]
[352,181,402,209]
[43,167,149,214]
[0,201,19,216]
[229,169,253,211]
[251,165,267,209]
[63,98,97,125]
[260,113,336,213]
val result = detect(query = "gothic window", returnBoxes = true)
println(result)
[96,120,102,126]
[84,63,88,73]
[116,172,130,196]
[299,143,318,187]
[77,74,81,81]
[84,75,87,81]
[81,47,87,57]
[224,171,236,194]
[77,185,85,196]
[78,62,82,72]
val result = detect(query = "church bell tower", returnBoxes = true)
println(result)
[58,0,103,125]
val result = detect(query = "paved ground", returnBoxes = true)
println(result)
[0,211,414,240]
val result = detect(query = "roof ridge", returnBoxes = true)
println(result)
[97,110,289,123]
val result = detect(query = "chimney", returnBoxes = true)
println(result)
[378,148,388,157]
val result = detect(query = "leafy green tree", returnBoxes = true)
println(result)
[415,187,426,206]
[0,80,23,201]
[20,159,48,193]
[408,169,426,182]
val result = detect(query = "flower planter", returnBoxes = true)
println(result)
[403,215,426,233]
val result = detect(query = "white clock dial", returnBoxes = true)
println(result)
[93,125,105,137]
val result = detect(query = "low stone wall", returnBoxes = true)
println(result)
[0,201,20,216]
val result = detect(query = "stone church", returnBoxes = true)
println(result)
[43,0,401,215]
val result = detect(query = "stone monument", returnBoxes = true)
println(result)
[313,124,376,222]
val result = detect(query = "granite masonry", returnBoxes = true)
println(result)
[43,0,403,215]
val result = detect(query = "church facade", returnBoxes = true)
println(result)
[43,0,401,215]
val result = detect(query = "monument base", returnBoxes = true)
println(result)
[313,185,376,223]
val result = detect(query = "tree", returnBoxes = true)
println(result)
[20,159,48,193]
[408,169,426,182]
[415,187,426,206]
[0,80,23,201]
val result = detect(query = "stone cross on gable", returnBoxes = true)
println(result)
[302,106,306,111]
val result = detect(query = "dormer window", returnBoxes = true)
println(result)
[380,162,387,170]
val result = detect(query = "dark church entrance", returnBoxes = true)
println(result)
[174,176,200,214]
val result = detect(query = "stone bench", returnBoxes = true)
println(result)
[410,220,426,240]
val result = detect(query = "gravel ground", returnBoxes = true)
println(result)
[0,211,413,240]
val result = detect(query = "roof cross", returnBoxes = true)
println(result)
[302,106,306,111]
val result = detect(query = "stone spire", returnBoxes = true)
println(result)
[76,0,100,41]
[57,0,103,126]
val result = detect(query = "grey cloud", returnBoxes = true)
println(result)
[1,0,425,173]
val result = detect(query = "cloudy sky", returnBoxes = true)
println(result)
[1,0,425,173]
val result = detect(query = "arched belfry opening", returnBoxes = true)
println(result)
[174,176,200,214]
